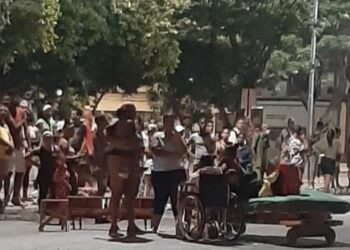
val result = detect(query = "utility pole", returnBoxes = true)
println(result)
[307,0,319,136]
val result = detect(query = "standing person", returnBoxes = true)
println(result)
[53,126,82,200]
[216,127,231,161]
[0,104,14,213]
[150,114,187,234]
[300,128,309,181]
[313,129,342,193]
[106,103,142,238]
[244,118,255,145]
[23,113,40,201]
[52,140,70,199]
[252,124,270,181]
[70,109,84,153]
[347,135,350,188]
[288,125,308,181]
[26,131,58,208]
[135,117,146,194]
[74,109,95,189]
[332,128,342,189]
[78,108,94,158]
[57,120,79,195]
[36,104,55,135]
[188,120,216,171]
[308,121,324,188]
[279,118,295,153]
[4,97,29,206]
[236,133,253,173]
[143,128,156,197]
[228,118,245,145]
[93,114,109,196]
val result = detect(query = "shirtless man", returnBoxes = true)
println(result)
[0,104,14,213]
[106,103,142,238]
[93,114,109,196]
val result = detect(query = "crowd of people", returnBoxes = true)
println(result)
[0,92,349,238]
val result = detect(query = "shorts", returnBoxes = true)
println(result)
[0,159,10,177]
[320,157,336,176]
[107,155,140,197]
[12,149,26,173]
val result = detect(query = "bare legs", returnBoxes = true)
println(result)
[109,177,124,237]
[324,174,332,193]
[107,155,140,238]
[331,164,341,189]
[143,174,152,197]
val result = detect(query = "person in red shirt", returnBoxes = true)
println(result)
[52,139,72,199]
[79,108,94,157]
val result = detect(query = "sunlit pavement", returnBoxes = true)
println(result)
[1,175,350,250]
[1,210,350,250]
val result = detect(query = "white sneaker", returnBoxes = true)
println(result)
[166,204,172,211]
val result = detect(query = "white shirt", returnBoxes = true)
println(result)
[228,127,241,145]
[288,136,305,167]
[151,132,185,172]
[188,133,214,165]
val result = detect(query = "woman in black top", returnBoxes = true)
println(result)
[27,131,58,208]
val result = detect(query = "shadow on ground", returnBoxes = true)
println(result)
[241,234,350,248]
[95,235,153,244]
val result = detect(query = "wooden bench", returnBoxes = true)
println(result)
[39,199,69,232]
[67,196,153,230]
[119,197,153,229]
[68,196,109,230]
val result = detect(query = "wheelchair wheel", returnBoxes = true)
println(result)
[178,195,205,241]
[226,193,244,241]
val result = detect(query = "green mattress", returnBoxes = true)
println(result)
[248,189,350,214]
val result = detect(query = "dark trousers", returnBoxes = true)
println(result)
[67,163,78,195]
[38,179,52,208]
[151,169,187,216]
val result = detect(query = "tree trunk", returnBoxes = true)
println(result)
[321,55,349,126]
[92,91,106,115]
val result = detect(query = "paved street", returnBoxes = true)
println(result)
[1,209,350,250]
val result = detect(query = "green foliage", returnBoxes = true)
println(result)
[1,0,350,113]
[265,0,350,86]
[168,0,311,109]
[0,0,12,33]
[112,0,182,81]
[0,0,182,97]
[0,0,60,71]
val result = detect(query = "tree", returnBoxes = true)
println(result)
[165,0,311,122]
[0,0,12,33]
[0,0,183,101]
[264,0,350,126]
[0,0,60,72]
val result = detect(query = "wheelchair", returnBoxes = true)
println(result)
[177,171,245,241]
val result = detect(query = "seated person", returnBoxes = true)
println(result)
[186,146,241,193]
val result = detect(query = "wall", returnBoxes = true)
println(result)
[256,98,331,128]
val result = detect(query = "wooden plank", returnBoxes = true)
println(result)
[280,220,302,226]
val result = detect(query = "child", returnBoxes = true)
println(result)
[52,145,70,199]
[53,129,82,199]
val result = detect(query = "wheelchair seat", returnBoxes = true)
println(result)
[199,173,229,208]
